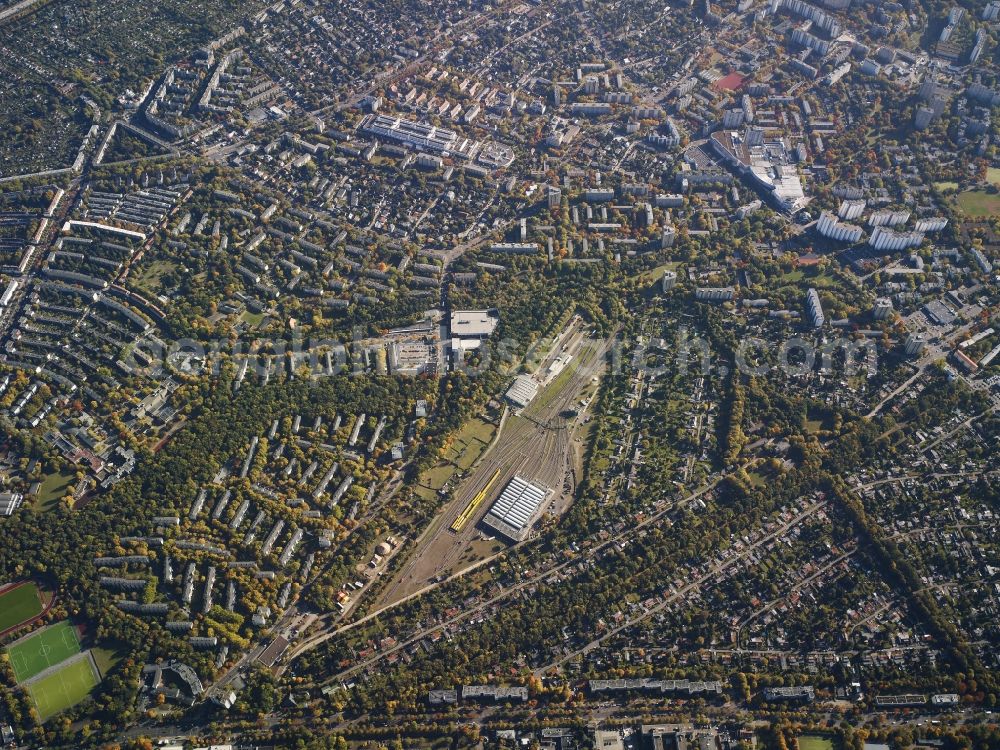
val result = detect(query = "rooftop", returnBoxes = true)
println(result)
[450,309,499,339]
[482,475,548,541]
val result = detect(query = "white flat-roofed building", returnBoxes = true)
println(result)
[817,211,864,243]
[656,193,685,207]
[979,341,1000,367]
[873,297,894,320]
[571,102,613,116]
[838,199,866,221]
[362,113,457,152]
[482,475,549,541]
[490,242,539,254]
[870,225,923,251]
[904,332,926,356]
[696,287,735,301]
[62,220,146,242]
[860,59,882,76]
[360,113,486,162]
[868,209,910,227]
[584,189,615,202]
[971,247,993,273]
[477,141,515,169]
[0,491,23,516]
[931,693,960,705]
[505,374,539,408]
[709,129,807,213]
[915,217,948,233]
[806,287,825,328]
[0,279,19,307]
[450,309,499,340]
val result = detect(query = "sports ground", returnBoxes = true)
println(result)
[7,620,82,683]
[5,619,102,721]
[0,582,44,632]
[23,653,101,722]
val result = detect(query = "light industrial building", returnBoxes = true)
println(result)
[482,475,549,541]
[450,309,499,351]
[390,341,435,375]
[359,114,513,168]
[362,114,472,156]
[923,299,957,326]
[505,374,539,409]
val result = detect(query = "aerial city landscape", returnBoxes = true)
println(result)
[0,0,998,747]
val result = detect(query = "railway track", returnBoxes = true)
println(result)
[450,468,501,533]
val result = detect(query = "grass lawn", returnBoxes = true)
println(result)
[460,417,497,445]
[241,310,266,327]
[442,440,463,462]
[798,736,836,750]
[780,268,805,282]
[25,653,100,722]
[7,621,81,683]
[433,417,499,477]
[778,269,840,288]
[634,261,683,285]
[91,641,129,676]
[804,406,833,434]
[934,181,959,192]
[957,190,1000,217]
[413,484,440,502]
[447,418,497,469]
[458,538,505,564]
[453,439,488,470]
[0,583,43,632]
[130,258,177,294]
[421,463,457,492]
[987,167,1000,185]
[809,272,840,288]
[34,470,75,513]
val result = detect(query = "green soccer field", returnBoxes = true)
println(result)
[0,583,43,632]
[25,654,100,722]
[6,621,81,683]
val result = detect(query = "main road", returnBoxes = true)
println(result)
[0,0,47,26]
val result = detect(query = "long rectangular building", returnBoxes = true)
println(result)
[505,375,539,409]
[361,114,480,160]
[482,475,548,542]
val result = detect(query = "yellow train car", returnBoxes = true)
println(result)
[450,468,501,533]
